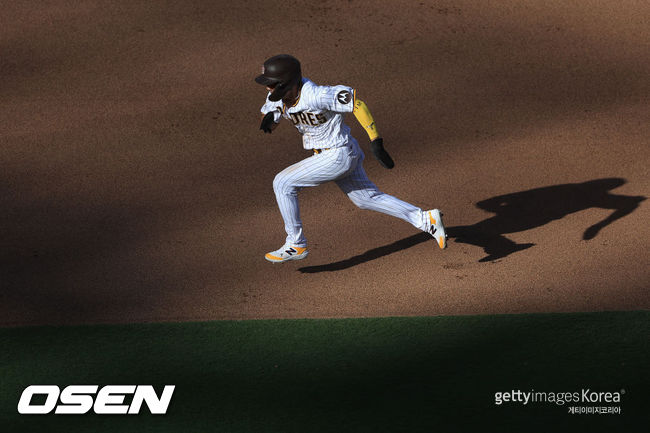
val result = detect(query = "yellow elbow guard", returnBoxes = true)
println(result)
[353,99,380,141]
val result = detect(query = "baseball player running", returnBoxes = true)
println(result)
[256,54,447,263]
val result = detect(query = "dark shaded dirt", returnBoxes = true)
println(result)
[1,0,648,326]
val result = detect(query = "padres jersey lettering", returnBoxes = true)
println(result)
[289,112,328,126]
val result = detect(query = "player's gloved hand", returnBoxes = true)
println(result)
[370,138,395,169]
[260,112,276,133]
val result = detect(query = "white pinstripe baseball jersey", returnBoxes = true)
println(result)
[260,78,355,150]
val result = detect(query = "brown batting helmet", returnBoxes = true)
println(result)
[255,54,302,102]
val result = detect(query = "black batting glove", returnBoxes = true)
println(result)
[370,138,395,169]
[260,112,276,133]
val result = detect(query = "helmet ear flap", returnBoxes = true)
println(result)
[268,76,301,102]
[268,81,290,102]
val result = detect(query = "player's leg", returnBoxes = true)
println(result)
[335,153,447,248]
[335,159,425,229]
[270,148,358,254]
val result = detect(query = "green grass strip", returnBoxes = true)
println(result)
[1,311,648,432]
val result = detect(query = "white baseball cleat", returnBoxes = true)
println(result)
[425,209,448,249]
[265,244,309,263]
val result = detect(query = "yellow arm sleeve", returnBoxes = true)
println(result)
[353,99,380,141]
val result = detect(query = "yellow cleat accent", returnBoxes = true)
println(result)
[265,245,308,263]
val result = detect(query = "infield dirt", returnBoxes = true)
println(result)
[1,0,648,326]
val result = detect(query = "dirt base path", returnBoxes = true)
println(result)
[1,1,648,326]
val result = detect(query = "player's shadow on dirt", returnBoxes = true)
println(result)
[298,178,645,273]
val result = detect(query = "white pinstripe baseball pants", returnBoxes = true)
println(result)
[273,139,426,247]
